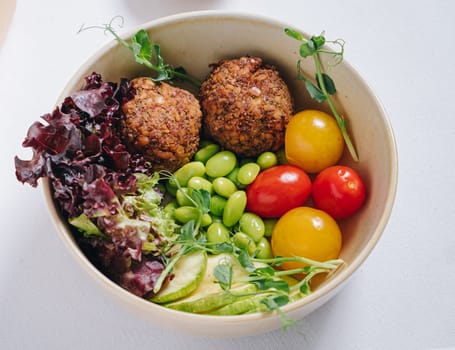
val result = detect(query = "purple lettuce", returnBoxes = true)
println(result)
[15,73,176,297]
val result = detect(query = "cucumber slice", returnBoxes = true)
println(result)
[166,284,257,313]
[151,250,207,304]
[209,295,265,315]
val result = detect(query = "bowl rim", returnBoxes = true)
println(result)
[44,9,399,325]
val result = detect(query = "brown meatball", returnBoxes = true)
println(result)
[199,57,294,157]
[120,77,202,171]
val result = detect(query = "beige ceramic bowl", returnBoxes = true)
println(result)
[0,0,16,48]
[44,11,398,337]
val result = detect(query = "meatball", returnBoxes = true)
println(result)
[199,56,294,157]
[120,77,202,171]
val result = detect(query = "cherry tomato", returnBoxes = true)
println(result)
[246,165,311,218]
[271,207,342,270]
[312,165,366,219]
[285,110,344,173]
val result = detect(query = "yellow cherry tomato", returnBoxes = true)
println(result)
[271,207,342,270]
[285,110,344,173]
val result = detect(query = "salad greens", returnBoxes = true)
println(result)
[14,72,177,297]
[285,28,359,162]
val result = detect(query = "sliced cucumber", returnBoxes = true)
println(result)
[150,250,207,304]
[163,253,251,312]
[166,284,257,313]
[209,295,265,315]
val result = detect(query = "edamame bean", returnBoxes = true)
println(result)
[163,199,178,214]
[256,151,278,170]
[173,206,200,224]
[209,195,227,217]
[237,163,260,185]
[212,177,237,198]
[263,218,277,237]
[255,237,273,259]
[176,188,195,207]
[206,222,230,244]
[187,176,214,194]
[239,212,265,242]
[194,143,220,164]
[226,167,245,189]
[170,161,206,188]
[233,232,256,255]
[223,190,247,227]
[205,151,237,178]
[201,213,213,227]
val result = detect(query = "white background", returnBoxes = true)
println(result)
[1,0,454,349]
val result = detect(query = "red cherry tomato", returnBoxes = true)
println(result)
[246,165,311,218]
[312,165,366,219]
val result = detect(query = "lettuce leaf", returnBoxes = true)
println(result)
[15,73,178,297]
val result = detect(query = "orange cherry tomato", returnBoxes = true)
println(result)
[271,207,342,270]
[285,110,344,173]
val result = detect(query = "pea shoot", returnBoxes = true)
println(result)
[78,16,201,87]
[285,28,359,162]
[156,171,344,328]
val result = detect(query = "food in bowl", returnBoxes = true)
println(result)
[199,56,294,157]
[13,12,397,336]
[121,77,202,171]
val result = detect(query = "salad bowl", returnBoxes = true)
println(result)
[42,10,398,337]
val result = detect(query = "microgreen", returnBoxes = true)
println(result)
[78,16,201,87]
[155,171,344,326]
[285,28,359,162]
[213,264,233,291]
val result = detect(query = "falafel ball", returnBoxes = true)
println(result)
[199,56,294,157]
[120,77,202,171]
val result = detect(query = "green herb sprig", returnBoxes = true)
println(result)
[285,28,359,162]
[156,171,344,326]
[78,16,201,87]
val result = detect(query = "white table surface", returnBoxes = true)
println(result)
[1,0,454,349]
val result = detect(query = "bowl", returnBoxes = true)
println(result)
[44,10,398,337]
[0,0,16,48]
